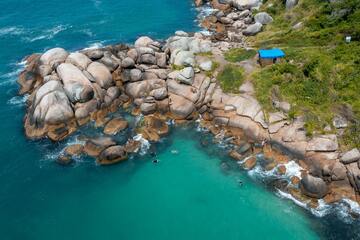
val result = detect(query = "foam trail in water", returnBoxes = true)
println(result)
[0,26,25,37]
[23,24,71,42]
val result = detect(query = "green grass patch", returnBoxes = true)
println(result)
[171,64,185,71]
[195,51,213,57]
[224,49,257,62]
[218,65,245,94]
[248,0,360,147]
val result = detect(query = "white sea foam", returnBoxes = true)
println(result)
[196,3,216,20]
[343,199,360,214]
[284,160,303,178]
[7,95,28,106]
[133,134,150,156]
[0,26,25,37]
[277,189,308,209]
[84,42,104,50]
[248,165,277,179]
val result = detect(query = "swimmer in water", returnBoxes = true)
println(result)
[153,159,159,164]
[238,180,243,186]
[171,149,178,154]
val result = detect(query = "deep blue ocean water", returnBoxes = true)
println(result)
[0,0,359,239]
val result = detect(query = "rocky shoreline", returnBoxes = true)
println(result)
[17,0,360,214]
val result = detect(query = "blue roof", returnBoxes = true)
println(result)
[258,48,285,59]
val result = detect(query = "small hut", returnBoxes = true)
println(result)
[258,48,285,66]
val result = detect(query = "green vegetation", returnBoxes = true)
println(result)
[218,64,245,94]
[248,0,360,147]
[195,51,213,57]
[224,48,257,62]
[171,64,185,71]
[205,61,220,77]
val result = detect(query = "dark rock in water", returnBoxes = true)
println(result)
[271,179,289,191]
[57,154,73,166]
[300,174,329,199]
[64,144,84,156]
[237,142,251,154]
[220,161,230,172]
[243,156,256,170]
[124,140,141,153]
[277,165,286,175]
[229,150,242,161]
[103,118,128,135]
[97,145,128,165]
[84,137,116,157]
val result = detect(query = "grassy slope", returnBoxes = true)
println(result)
[246,0,360,148]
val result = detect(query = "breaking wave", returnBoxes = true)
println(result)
[133,134,151,156]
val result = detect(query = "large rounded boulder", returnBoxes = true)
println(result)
[87,62,113,89]
[31,80,74,125]
[40,48,69,68]
[56,63,94,103]
[300,174,329,199]
[66,52,92,70]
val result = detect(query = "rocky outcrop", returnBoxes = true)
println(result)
[341,148,360,164]
[300,174,329,199]
[97,145,128,165]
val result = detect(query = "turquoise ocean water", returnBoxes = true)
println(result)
[0,0,359,239]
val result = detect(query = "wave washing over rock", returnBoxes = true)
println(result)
[15,0,360,224]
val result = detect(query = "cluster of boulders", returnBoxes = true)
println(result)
[17,32,215,165]
[197,0,272,43]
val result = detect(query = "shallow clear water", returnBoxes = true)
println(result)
[0,1,359,239]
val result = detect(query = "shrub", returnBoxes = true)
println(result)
[218,65,245,94]
[224,49,257,63]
